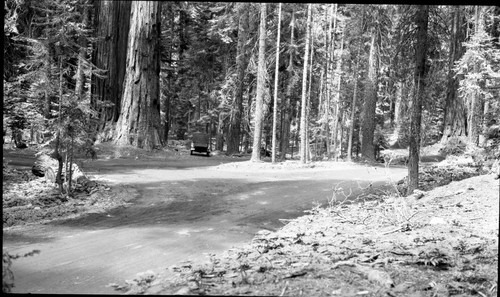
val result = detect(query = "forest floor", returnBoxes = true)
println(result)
[2,142,499,296]
[2,146,135,228]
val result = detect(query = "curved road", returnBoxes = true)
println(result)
[3,154,406,294]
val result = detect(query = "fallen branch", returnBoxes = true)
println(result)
[389,250,417,257]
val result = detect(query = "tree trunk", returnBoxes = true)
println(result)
[54,56,64,194]
[407,5,429,195]
[299,4,312,164]
[114,1,162,150]
[162,2,175,144]
[468,6,483,146]
[441,6,467,143]
[306,14,314,162]
[271,3,282,163]
[280,8,295,161]
[360,27,380,160]
[75,1,89,99]
[332,25,345,160]
[347,41,362,162]
[392,81,410,147]
[92,0,131,140]
[216,112,225,151]
[325,4,338,158]
[227,3,250,154]
[480,100,488,146]
[67,134,74,194]
[388,58,399,128]
[250,3,267,162]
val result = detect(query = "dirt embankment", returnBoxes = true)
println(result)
[127,173,498,296]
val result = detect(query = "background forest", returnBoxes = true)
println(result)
[3,1,500,195]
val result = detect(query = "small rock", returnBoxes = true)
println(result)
[429,217,447,225]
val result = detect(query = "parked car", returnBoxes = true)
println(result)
[190,132,210,157]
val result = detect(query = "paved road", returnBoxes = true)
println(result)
[3,155,406,294]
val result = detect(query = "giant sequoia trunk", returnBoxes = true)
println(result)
[227,3,250,154]
[114,1,163,150]
[441,6,467,143]
[91,0,131,141]
[407,5,429,195]
[360,28,379,160]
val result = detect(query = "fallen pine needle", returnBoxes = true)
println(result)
[279,281,289,296]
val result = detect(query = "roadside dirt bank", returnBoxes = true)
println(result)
[125,173,498,296]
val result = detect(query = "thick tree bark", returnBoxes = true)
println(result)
[91,0,131,141]
[114,1,162,150]
[360,27,380,160]
[441,6,467,143]
[250,3,267,162]
[299,4,312,164]
[227,3,250,154]
[407,5,429,195]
